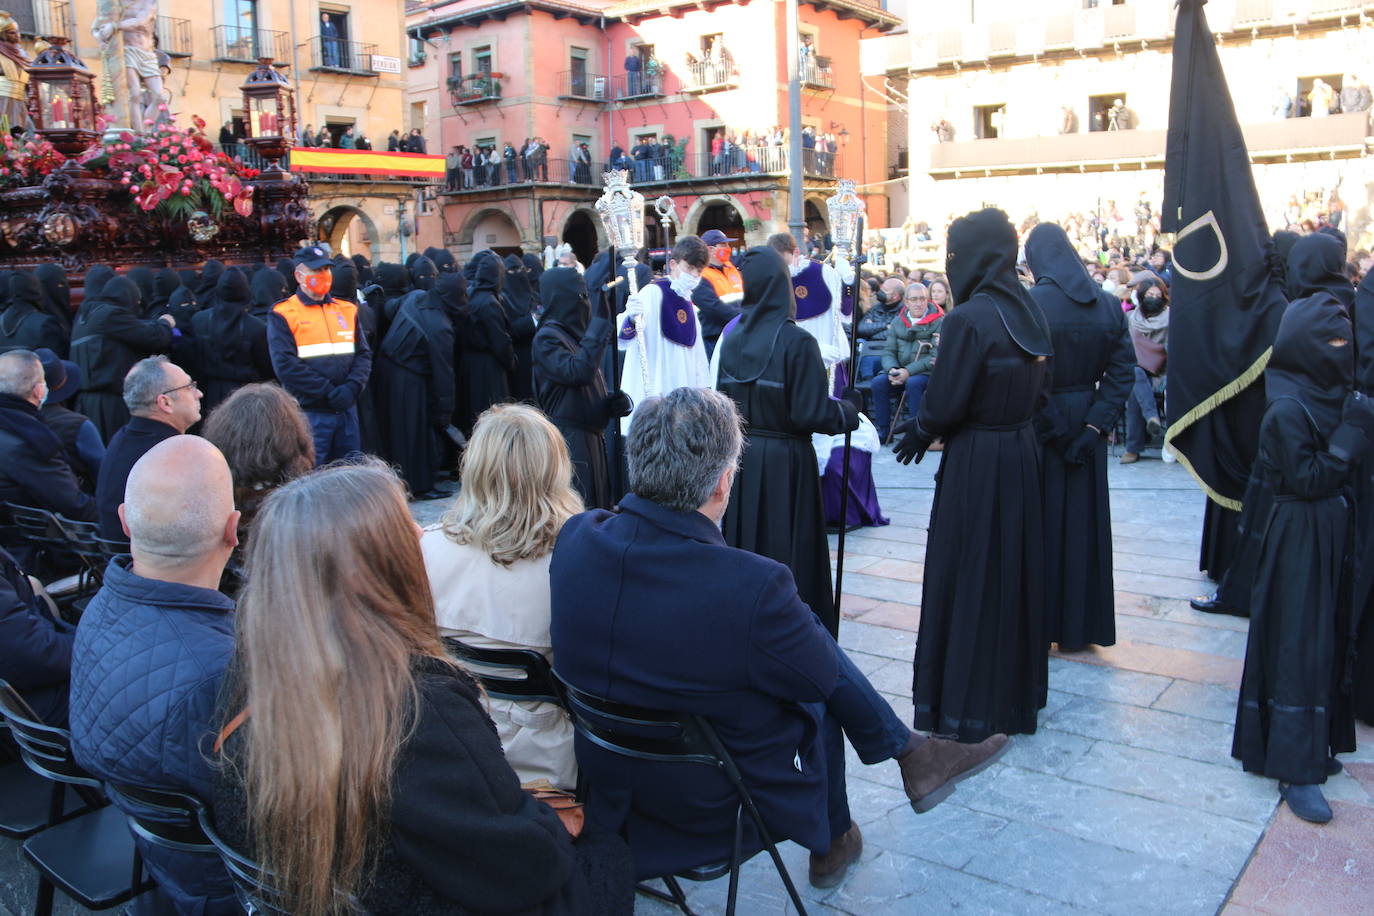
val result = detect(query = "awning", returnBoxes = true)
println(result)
[288,148,445,179]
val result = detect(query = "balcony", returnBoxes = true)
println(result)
[408,52,427,67]
[801,56,833,89]
[1233,0,1275,26]
[558,70,610,102]
[440,157,606,193]
[683,58,737,93]
[616,70,665,101]
[306,37,378,75]
[212,25,290,64]
[12,1,71,38]
[449,73,501,106]
[156,16,191,58]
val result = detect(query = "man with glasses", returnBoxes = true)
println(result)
[95,356,203,540]
[868,282,943,442]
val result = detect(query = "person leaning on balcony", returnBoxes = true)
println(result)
[1341,74,1371,113]
[387,129,400,151]
[624,51,642,96]
[445,146,461,192]
[1309,79,1336,118]
[504,142,518,183]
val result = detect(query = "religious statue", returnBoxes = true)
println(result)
[0,12,31,133]
[92,0,162,127]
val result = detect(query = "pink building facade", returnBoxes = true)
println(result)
[405,0,899,262]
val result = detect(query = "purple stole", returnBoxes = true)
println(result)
[618,280,699,348]
[792,260,833,321]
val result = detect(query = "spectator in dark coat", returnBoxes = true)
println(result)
[69,435,240,915]
[191,268,273,416]
[0,545,74,725]
[71,276,175,440]
[94,356,203,540]
[36,348,103,493]
[0,350,97,528]
[0,272,68,357]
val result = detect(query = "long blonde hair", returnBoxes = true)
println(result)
[229,460,447,916]
[441,404,583,566]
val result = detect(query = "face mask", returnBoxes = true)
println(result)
[671,268,701,298]
[1141,296,1164,316]
[712,245,732,264]
[302,271,332,299]
[36,385,47,409]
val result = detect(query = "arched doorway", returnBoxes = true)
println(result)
[316,205,376,260]
[804,199,828,238]
[562,210,600,266]
[695,201,745,244]
[465,208,523,258]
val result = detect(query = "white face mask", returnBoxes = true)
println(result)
[788,253,807,277]
[671,267,701,297]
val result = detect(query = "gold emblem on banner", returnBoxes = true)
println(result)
[794,285,809,299]
[676,308,688,324]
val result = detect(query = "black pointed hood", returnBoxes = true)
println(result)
[80,265,117,318]
[196,259,226,297]
[945,208,1053,357]
[34,263,71,328]
[719,246,796,384]
[430,249,458,273]
[275,258,296,289]
[408,256,437,292]
[330,261,359,301]
[1265,291,1352,437]
[429,271,468,321]
[96,276,143,315]
[213,267,252,314]
[1356,266,1374,393]
[1025,222,1097,306]
[251,268,288,314]
[376,262,409,299]
[538,267,591,336]
[6,272,42,315]
[151,268,180,312]
[472,251,505,294]
[126,267,156,315]
[1287,232,1353,309]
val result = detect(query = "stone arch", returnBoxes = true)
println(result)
[561,207,603,266]
[315,204,378,260]
[459,205,523,255]
[683,195,749,244]
[804,197,829,238]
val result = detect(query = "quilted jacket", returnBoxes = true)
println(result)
[68,556,238,915]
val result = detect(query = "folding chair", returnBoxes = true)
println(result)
[1,502,74,583]
[0,681,149,916]
[556,675,808,916]
[443,637,565,705]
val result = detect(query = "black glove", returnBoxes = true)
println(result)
[892,418,931,465]
[1063,427,1102,466]
[605,390,633,418]
[1341,391,1374,440]
[591,286,610,321]
[326,386,354,411]
[840,387,864,417]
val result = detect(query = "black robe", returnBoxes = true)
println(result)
[502,255,538,402]
[586,250,651,503]
[374,281,457,496]
[189,269,273,416]
[457,255,516,435]
[332,262,381,456]
[71,277,172,440]
[717,247,857,636]
[0,273,68,357]
[1356,267,1374,725]
[534,268,614,509]
[1026,224,1135,650]
[34,263,72,333]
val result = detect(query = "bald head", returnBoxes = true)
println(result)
[879,277,905,303]
[121,436,238,571]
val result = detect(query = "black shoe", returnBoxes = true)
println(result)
[1189,593,1246,616]
[1328,756,1343,777]
[1279,782,1332,824]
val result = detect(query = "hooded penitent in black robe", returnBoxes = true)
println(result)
[1355,267,1374,726]
[194,259,226,313]
[250,267,287,322]
[71,277,173,439]
[522,253,545,314]
[533,267,614,509]
[76,265,116,322]
[1026,223,1135,650]
[1232,293,1366,785]
[0,272,68,357]
[148,268,180,319]
[457,253,516,435]
[274,258,295,290]
[126,267,156,318]
[34,263,72,333]
[375,262,410,345]
[502,255,538,401]
[717,246,858,637]
[896,208,1053,741]
[330,262,380,455]
[586,248,652,503]
[190,268,273,416]
[374,273,457,497]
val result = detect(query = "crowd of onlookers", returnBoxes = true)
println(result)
[444,138,554,190]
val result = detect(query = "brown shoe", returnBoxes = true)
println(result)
[897,734,1010,813]
[808,822,863,888]
[1120,452,1139,464]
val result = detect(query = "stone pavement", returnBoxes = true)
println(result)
[631,448,1374,916]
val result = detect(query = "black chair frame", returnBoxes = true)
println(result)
[555,674,808,916]
[443,637,566,705]
[1,502,72,582]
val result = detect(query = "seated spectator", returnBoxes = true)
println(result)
[869,282,943,442]
[36,348,103,493]
[0,545,74,725]
[1122,278,1169,464]
[95,356,203,540]
[212,460,633,915]
[928,276,953,310]
[856,277,904,384]
[422,404,582,790]
[551,387,1007,888]
[201,382,314,552]
[0,349,97,529]
[69,436,240,913]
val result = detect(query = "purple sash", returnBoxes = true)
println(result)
[792,260,833,321]
[656,279,698,348]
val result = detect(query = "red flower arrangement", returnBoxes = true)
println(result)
[0,134,65,189]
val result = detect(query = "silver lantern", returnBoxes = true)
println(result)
[595,169,651,391]
[825,178,866,261]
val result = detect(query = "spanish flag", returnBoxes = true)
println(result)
[289,148,445,180]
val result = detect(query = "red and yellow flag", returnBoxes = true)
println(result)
[288,148,445,179]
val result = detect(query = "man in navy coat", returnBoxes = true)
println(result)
[551,387,1008,888]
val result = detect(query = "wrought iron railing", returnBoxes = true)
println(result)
[558,70,610,101]
[225,145,435,184]
[440,156,606,192]
[616,68,665,100]
[14,1,72,38]
[449,74,501,106]
[801,56,833,89]
[157,16,191,57]
[306,36,379,74]
[212,25,290,64]
[684,57,737,92]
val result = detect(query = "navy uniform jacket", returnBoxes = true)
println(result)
[550,494,838,877]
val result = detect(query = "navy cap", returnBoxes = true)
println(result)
[34,347,82,403]
[701,229,730,245]
[293,244,333,269]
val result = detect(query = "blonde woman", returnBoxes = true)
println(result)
[212,461,631,915]
[422,404,583,790]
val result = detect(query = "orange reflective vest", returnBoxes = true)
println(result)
[272,294,359,360]
[703,262,743,303]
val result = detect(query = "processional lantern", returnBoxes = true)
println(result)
[240,58,296,174]
[594,169,650,389]
[825,178,865,260]
[25,37,100,157]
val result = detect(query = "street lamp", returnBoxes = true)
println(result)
[240,58,296,175]
[25,37,100,157]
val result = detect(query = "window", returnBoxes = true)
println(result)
[1087,93,1121,132]
[409,102,427,134]
[973,104,1004,140]
[408,34,425,66]
[448,52,463,82]
[474,46,492,73]
[1295,74,1343,117]
[570,46,588,97]
[324,119,354,147]
[319,9,353,69]
[222,0,256,32]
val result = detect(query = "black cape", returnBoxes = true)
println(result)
[1026,223,1135,650]
[189,268,273,415]
[332,262,380,455]
[457,254,516,434]
[0,272,68,357]
[34,263,72,333]
[911,210,1051,741]
[717,247,858,636]
[1233,293,1359,783]
[533,267,613,509]
[502,255,538,401]
[71,277,173,439]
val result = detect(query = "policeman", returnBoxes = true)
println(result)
[267,244,373,464]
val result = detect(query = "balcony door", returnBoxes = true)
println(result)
[222,0,258,55]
